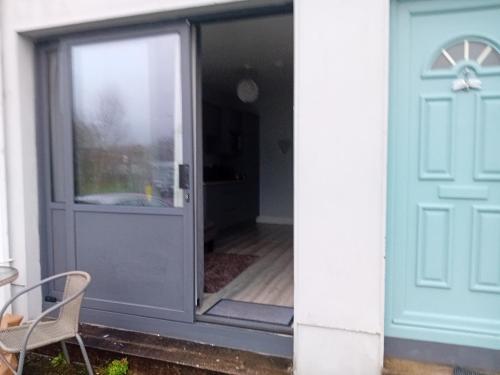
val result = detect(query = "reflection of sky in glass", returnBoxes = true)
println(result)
[71,33,184,208]
[72,34,180,145]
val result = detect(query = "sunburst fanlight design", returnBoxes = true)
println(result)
[431,39,500,70]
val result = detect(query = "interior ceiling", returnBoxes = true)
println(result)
[201,14,293,97]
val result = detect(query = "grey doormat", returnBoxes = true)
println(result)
[205,299,294,326]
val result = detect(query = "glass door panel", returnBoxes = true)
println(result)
[71,34,184,208]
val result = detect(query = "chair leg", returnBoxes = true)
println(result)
[16,350,26,375]
[75,334,93,375]
[61,341,71,364]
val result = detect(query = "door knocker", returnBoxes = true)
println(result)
[452,68,482,92]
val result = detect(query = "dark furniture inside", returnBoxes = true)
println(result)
[202,101,260,241]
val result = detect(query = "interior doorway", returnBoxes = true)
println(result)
[195,14,294,330]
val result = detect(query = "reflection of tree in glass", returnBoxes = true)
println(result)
[76,88,126,149]
[152,137,174,162]
[75,88,129,196]
[74,88,176,206]
[93,88,127,146]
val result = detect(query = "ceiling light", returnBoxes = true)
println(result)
[236,78,259,103]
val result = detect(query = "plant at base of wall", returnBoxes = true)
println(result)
[50,352,67,368]
[99,358,129,375]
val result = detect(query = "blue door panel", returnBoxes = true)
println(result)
[387,0,500,349]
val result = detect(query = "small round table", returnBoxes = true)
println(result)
[0,266,18,287]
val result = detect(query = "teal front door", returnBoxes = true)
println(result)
[387,0,500,349]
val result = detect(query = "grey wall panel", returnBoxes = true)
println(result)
[75,211,188,320]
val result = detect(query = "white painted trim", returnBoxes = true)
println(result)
[0,0,13,306]
[256,215,293,225]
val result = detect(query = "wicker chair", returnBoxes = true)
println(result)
[0,271,93,375]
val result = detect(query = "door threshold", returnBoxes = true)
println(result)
[197,313,293,335]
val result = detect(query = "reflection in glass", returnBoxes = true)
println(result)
[468,41,488,61]
[48,49,66,202]
[431,53,452,70]
[482,48,500,67]
[71,34,183,207]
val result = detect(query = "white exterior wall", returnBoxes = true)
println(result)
[0,2,13,307]
[0,0,389,373]
[294,0,388,373]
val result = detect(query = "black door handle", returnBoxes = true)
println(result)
[179,164,190,189]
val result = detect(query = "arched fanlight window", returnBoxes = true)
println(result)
[431,39,500,70]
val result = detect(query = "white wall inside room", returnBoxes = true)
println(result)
[201,14,294,223]
[258,78,293,222]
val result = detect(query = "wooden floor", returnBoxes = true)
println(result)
[198,224,293,314]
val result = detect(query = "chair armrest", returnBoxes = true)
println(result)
[0,271,83,324]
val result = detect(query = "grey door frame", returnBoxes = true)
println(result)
[192,24,204,306]
[38,22,196,323]
[35,2,294,357]
[36,42,61,303]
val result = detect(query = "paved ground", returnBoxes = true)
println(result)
[384,357,500,375]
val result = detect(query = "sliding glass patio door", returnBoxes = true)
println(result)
[39,23,196,323]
